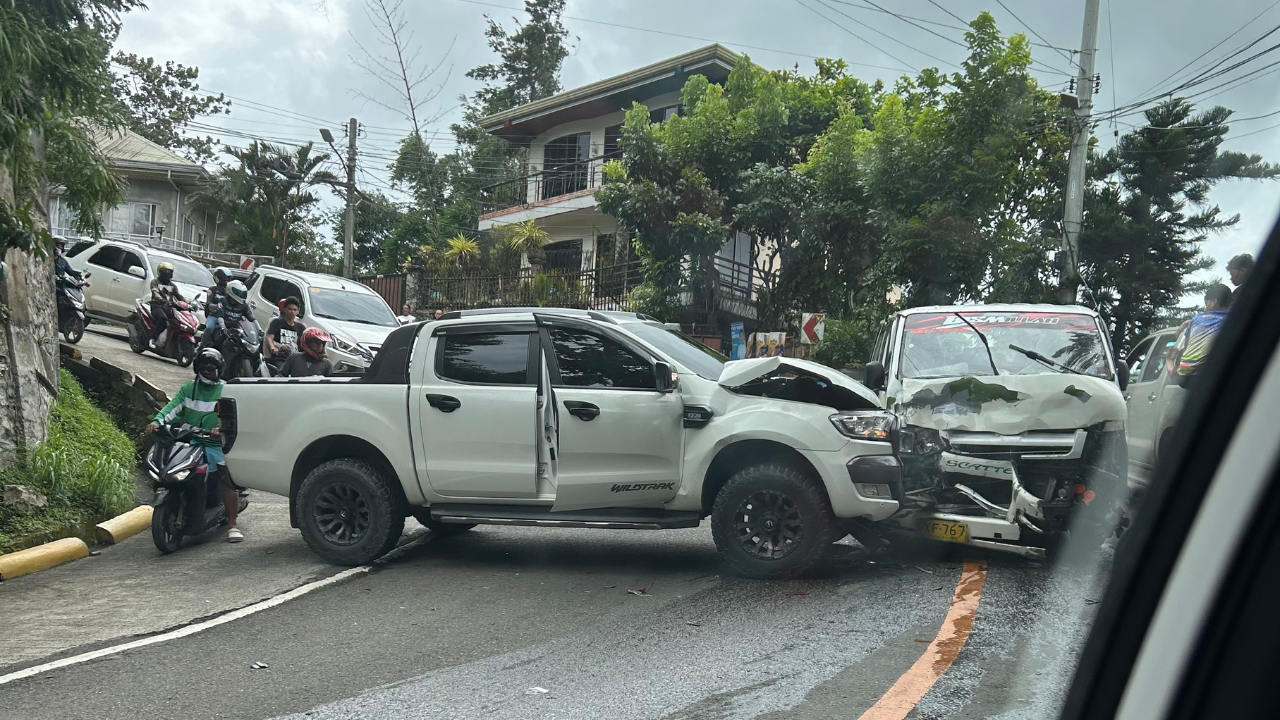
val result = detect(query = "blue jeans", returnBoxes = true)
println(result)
[204,444,225,467]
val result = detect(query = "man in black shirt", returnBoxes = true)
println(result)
[266,296,305,360]
[281,327,333,377]
[1228,253,1254,305]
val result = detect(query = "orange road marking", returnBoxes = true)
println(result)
[856,559,989,720]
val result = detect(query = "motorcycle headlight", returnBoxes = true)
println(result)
[243,336,258,350]
[169,469,191,482]
[829,411,897,441]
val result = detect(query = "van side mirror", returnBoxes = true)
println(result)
[1116,358,1130,392]
[127,266,146,279]
[863,360,886,391]
[654,361,675,392]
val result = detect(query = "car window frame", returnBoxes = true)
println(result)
[119,249,145,277]
[87,244,125,272]
[1143,333,1177,385]
[1127,336,1157,384]
[432,322,539,387]
[542,325,658,391]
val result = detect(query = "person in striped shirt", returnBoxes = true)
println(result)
[1171,284,1232,385]
[146,348,245,543]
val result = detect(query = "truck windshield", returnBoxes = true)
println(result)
[307,287,398,326]
[899,311,1112,380]
[627,322,726,380]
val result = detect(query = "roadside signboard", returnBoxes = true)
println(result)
[730,322,745,360]
[801,313,825,345]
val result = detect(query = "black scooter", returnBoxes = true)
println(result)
[56,271,90,344]
[147,424,248,554]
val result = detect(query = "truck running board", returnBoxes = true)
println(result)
[429,504,702,530]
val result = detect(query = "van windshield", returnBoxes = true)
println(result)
[900,311,1112,380]
[308,287,398,326]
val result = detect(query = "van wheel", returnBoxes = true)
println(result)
[711,463,836,580]
[298,458,405,566]
[410,509,476,537]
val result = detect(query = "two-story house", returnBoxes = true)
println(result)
[48,126,227,256]
[475,44,761,324]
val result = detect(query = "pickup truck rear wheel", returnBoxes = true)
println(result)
[298,458,405,566]
[711,463,836,580]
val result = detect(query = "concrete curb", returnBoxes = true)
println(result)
[95,505,153,544]
[0,537,90,581]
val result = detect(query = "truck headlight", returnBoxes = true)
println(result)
[331,333,358,354]
[829,411,896,441]
[898,426,943,455]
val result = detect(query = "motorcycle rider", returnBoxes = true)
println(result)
[280,327,333,377]
[145,348,245,543]
[149,262,186,349]
[54,239,83,283]
[200,268,231,347]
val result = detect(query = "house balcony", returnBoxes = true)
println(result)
[478,156,614,230]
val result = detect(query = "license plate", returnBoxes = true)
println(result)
[919,519,969,544]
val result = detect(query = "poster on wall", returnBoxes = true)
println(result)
[730,322,745,360]
[768,332,786,357]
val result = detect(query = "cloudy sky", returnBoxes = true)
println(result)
[114,0,1280,282]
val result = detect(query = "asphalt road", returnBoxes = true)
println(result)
[0,329,1111,719]
[0,523,1111,720]
[76,324,196,395]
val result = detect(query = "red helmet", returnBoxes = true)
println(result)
[300,327,331,360]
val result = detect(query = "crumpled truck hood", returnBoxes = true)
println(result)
[718,356,882,410]
[895,374,1126,434]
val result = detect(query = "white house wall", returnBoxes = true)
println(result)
[528,90,683,171]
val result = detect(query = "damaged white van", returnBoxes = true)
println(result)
[859,304,1130,558]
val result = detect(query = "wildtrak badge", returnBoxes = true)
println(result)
[611,482,675,493]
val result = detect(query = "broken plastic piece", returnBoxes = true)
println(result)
[250,662,269,669]
[526,687,549,694]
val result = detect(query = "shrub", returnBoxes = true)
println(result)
[813,317,877,369]
[1,370,136,522]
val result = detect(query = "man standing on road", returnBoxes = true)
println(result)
[1228,253,1254,305]
[1170,283,1232,383]
[146,349,245,542]
[265,296,305,361]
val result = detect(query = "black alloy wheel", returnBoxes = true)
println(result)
[62,316,84,344]
[735,490,803,560]
[314,481,371,546]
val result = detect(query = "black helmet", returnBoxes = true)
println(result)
[213,268,230,284]
[194,347,224,385]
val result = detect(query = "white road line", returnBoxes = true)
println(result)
[0,531,430,686]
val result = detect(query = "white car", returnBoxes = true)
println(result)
[220,308,896,579]
[66,240,212,324]
[243,265,398,371]
[1123,327,1186,488]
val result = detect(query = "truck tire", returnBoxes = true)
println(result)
[410,509,476,537]
[711,463,836,580]
[298,458,405,566]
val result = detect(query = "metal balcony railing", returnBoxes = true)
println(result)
[480,155,614,216]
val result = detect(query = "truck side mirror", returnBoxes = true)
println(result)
[1116,358,1130,392]
[863,361,886,391]
[654,361,675,392]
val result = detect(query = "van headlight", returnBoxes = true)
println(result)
[829,411,897,441]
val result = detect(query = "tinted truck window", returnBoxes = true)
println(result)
[439,333,531,385]
[550,328,654,389]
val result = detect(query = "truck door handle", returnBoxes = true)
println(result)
[564,401,599,421]
[426,394,461,412]
[1148,393,1158,402]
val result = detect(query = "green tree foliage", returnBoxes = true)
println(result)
[1080,99,1280,351]
[0,0,140,252]
[193,141,337,265]
[111,52,230,164]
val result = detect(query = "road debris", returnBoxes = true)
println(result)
[627,588,647,596]
[526,687,549,695]
[915,566,933,574]
[783,591,807,597]
[250,662,269,670]
[686,621,702,627]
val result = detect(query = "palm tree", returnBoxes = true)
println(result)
[497,220,550,273]
[443,234,480,272]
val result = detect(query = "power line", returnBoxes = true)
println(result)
[993,0,1079,69]
[828,0,966,45]
[801,0,956,71]
[926,0,968,27]
[452,0,912,73]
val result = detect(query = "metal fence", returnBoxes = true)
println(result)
[357,273,406,311]
[414,261,644,313]
[480,156,610,216]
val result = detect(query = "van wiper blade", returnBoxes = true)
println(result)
[1008,344,1084,375]
[954,313,999,376]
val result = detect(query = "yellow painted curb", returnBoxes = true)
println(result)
[0,538,90,581]
[95,505,153,545]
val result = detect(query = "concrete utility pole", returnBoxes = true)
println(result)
[1059,0,1101,303]
[343,117,357,278]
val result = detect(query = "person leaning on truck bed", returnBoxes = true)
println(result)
[280,327,334,377]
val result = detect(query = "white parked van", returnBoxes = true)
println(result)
[243,265,398,371]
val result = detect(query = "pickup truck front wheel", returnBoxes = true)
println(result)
[711,464,836,580]
[298,458,405,566]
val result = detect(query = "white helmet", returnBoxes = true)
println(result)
[226,280,249,310]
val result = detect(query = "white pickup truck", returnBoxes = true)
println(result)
[219,308,899,579]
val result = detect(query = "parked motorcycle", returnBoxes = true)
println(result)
[127,298,200,367]
[147,424,248,554]
[55,271,90,344]
[206,309,269,379]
